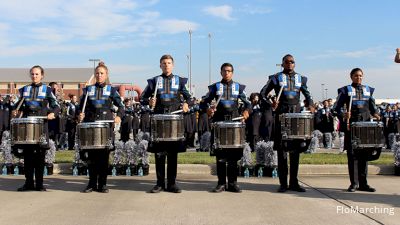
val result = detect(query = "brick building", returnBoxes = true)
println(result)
[0,68,93,98]
[0,68,143,100]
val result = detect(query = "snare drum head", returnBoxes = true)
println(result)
[78,121,110,128]
[282,113,314,119]
[11,117,44,124]
[151,114,183,120]
[213,121,245,128]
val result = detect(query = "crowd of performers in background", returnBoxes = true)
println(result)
[1,80,400,154]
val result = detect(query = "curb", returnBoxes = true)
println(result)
[53,163,395,175]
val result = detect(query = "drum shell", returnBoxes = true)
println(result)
[280,113,314,140]
[11,118,45,145]
[150,114,185,142]
[213,122,245,149]
[77,122,112,149]
[351,121,385,149]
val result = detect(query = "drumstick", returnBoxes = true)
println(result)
[96,120,115,123]
[80,75,95,121]
[27,116,48,119]
[151,77,161,110]
[232,116,244,121]
[15,97,25,111]
[276,85,284,102]
[271,85,284,110]
[347,94,353,131]
[15,97,25,118]
[213,94,223,112]
[171,109,183,114]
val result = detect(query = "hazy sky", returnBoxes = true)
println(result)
[0,0,399,100]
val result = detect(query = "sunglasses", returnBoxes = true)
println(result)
[284,60,295,64]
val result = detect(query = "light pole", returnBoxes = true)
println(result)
[276,63,282,72]
[186,54,190,85]
[88,58,100,75]
[325,88,328,100]
[208,33,212,85]
[188,29,192,93]
[321,83,325,101]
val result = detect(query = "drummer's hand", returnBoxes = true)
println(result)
[309,106,316,113]
[47,113,55,120]
[78,112,85,122]
[242,110,249,120]
[149,97,156,108]
[182,103,189,113]
[207,108,215,118]
[344,112,351,120]
[272,100,279,110]
[114,116,121,124]
[11,110,18,118]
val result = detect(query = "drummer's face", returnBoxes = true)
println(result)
[160,59,174,76]
[30,68,43,84]
[95,67,108,84]
[282,56,295,72]
[351,71,363,85]
[220,66,233,82]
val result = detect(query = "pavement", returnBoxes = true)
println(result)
[0,174,399,225]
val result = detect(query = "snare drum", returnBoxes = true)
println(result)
[213,121,245,149]
[351,121,385,149]
[280,113,314,140]
[11,117,45,145]
[150,114,184,142]
[77,121,113,149]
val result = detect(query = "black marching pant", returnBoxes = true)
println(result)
[214,149,242,186]
[347,150,368,187]
[66,121,76,150]
[23,147,45,188]
[87,150,110,188]
[277,149,300,188]
[344,131,368,187]
[216,154,240,186]
[155,151,178,187]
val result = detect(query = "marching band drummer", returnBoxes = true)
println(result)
[260,54,314,193]
[200,62,251,193]
[12,65,60,192]
[333,68,380,192]
[140,54,192,194]
[78,62,124,193]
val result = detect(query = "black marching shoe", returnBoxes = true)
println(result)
[167,185,182,193]
[150,185,164,193]
[212,184,226,193]
[227,184,242,193]
[17,184,35,192]
[35,186,47,192]
[277,185,288,193]
[357,185,376,192]
[347,185,357,192]
[97,186,109,193]
[289,185,306,192]
[82,186,96,193]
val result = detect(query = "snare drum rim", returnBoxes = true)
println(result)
[78,121,111,128]
[213,121,245,128]
[11,117,44,124]
[151,114,183,120]
[351,121,383,127]
[281,113,314,119]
